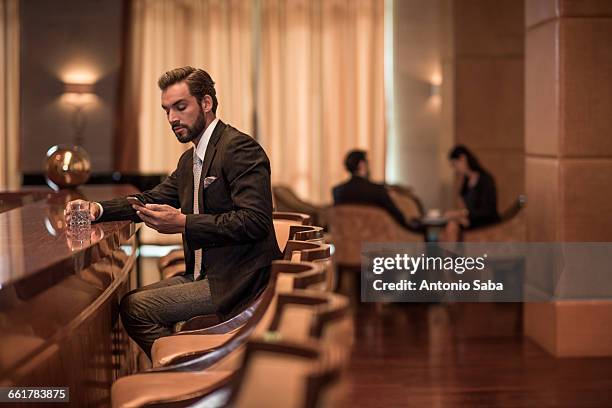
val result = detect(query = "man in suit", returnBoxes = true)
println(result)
[66,66,281,358]
[332,150,422,231]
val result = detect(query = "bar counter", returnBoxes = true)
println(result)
[0,185,140,406]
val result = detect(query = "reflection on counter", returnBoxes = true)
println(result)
[0,185,140,406]
[66,225,105,252]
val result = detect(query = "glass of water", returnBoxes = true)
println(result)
[68,201,92,230]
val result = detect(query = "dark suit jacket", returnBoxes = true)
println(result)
[98,121,282,317]
[332,176,421,232]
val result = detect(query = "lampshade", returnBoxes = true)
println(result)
[64,83,94,94]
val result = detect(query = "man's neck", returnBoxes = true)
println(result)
[192,115,216,147]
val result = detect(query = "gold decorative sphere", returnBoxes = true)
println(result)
[44,145,91,190]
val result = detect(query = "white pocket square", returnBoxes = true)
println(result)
[203,176,218,189]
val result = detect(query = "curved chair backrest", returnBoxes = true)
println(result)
[274,261,327,294]
[329,204,423,267]
[284,240,327,261]
[229,340,342,408]
[290,225,325,244]
[270,290,353,352]
[284,240,334,291]
[273,218,304,253]
[273,211,312,225]
[227,292,352,408]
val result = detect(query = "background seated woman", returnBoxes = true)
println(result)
[442,145,500,241]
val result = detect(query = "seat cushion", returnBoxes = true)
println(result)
[111,370,232,408]
[151,333,232,367]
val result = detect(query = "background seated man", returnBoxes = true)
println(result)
[332,150,422,232]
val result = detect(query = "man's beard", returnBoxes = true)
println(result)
[173,109,206,143]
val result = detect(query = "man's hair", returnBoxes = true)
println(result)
[157,66,218,114]
[344,150,367,174]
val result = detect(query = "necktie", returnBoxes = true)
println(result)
[193,152,203,281]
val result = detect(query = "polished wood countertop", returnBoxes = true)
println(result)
[0,185,141,389]
[0,185,139,291]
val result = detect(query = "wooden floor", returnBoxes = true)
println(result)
[340,303,612,408]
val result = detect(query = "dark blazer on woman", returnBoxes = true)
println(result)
[461,171,500,228]
[97,121,282,317]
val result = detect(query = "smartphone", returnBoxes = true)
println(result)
[126,196,145,207]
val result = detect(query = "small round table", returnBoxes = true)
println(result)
[420,216,448,242]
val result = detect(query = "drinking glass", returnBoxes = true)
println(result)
[68,201,91,230]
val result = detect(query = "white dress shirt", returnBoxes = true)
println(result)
[194,118,219,164]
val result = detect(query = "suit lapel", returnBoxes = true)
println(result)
[201,120,225,177]
[184,147,195,215]
[198,120,226,209]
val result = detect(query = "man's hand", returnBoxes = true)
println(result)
[64,199,100,223]
[135,203,186,234]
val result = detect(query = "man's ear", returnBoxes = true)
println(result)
[201,95,213,113]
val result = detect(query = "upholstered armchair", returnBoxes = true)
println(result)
[462,195,527,242]
[328,204,423,269]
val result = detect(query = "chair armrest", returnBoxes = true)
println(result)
[175,297,263,335]
[174,314,223,333]
[463,213,526,242]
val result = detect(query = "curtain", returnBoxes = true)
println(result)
[258,0,385,204]
[116,0,254,174]
[117,0,385,205]
[0,0,20,189]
